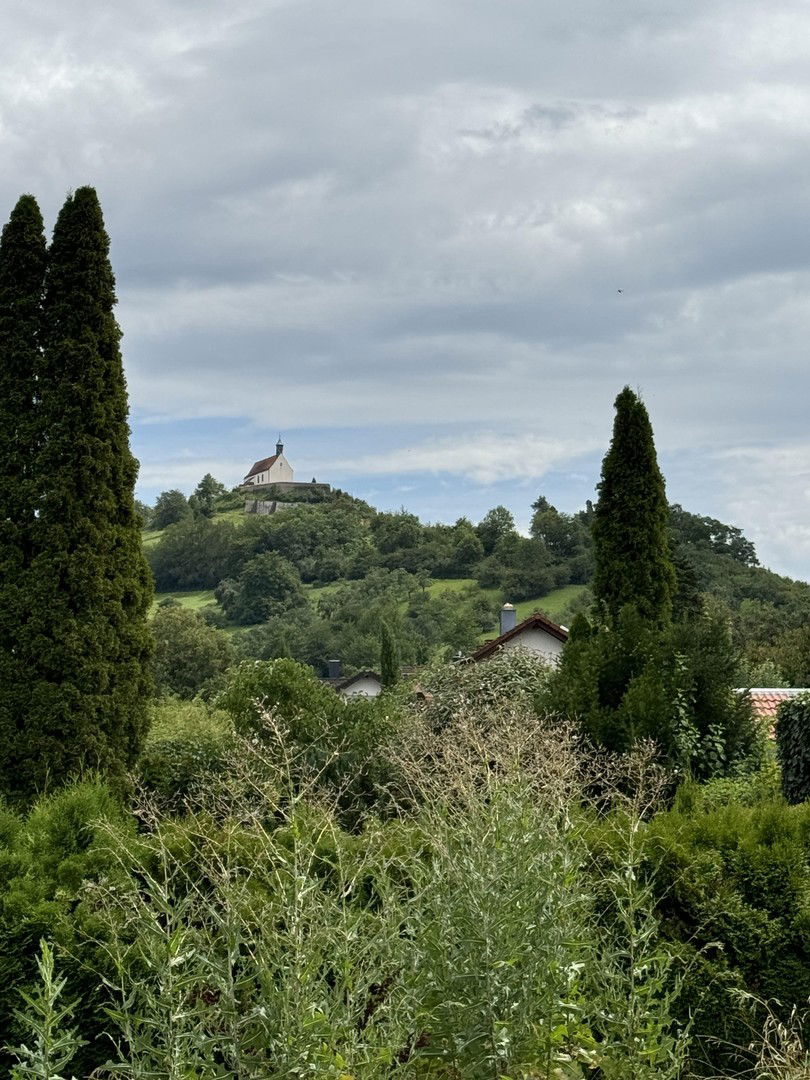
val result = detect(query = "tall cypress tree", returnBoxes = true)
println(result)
[13,187,153,798]
[545,386,759,776]
[0,196,47,787]
[380,621,400,689]
[592,386,675,626]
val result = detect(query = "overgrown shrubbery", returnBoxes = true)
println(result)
[11,710,692,1079]
[1,652,808,1077]
[152,605,234,699]
[137,698,235,810]
[216,658,400,822]
[544,604,763,780]
[775,692,810,804]
[643,773,810,1076]
[0,781,134,1076]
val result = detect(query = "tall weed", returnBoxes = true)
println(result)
[22,708,690,1078]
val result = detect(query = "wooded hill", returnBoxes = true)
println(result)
[140,483,810,684]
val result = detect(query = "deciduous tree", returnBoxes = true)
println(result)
[215,551,304,625]
[152,489,191,529]
[152,606,234,698]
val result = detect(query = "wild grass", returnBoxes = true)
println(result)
[26,704,692,1079]
[11,707,805,1077]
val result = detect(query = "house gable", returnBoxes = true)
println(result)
[470,611,568,663]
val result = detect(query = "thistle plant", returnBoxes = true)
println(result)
[6,939,85,1080]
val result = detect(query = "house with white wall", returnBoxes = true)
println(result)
[335,671,383,698]
[470,605,568,664]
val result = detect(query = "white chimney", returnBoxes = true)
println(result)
[500,603,517,635]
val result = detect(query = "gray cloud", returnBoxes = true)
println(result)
[3,0,810,571]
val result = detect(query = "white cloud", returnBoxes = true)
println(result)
[713,444,810,578]
[332,432,597,484]
[137,458,249,490]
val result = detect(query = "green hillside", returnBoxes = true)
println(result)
[153,580,588,630]
[141,488,810,681]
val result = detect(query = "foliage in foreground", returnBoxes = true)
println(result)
[76,717,688,1078]
[7,939,85,1079]
[775,692,810,804]
[644,772,810,1076]
[0,651,808,1077]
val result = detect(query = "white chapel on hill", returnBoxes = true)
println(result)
[243,440,294,487]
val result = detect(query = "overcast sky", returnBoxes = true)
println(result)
[3,0,810,576]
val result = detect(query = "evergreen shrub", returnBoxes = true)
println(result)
[5,188,153,799]
[0,782,130,1076]
[643,779,810,1075]
[775,691,810,804]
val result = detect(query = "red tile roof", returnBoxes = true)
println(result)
[470,611,569,661]
[245,454,279,478]
[745,688,810,723]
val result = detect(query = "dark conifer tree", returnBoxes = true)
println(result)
[380,621,400,689]
[13,187,153,798]
[545,387,759,777]
[592,387,675,625]
[0,196,47,787]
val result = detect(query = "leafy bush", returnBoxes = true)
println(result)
[151,605,234,698]
[214,550,304,625]
[544,605,763,779]
[148,515,253,590]
[644,778,810,1075]
[216,659,400,822]
[216,658,340,741]
[60,722,688,1079]
[408,647,555,733]
[137,699,234,809]
[776,692,810,804]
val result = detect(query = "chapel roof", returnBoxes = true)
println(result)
[245,454,279,478]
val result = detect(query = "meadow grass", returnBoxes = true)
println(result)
[150,590,217,616]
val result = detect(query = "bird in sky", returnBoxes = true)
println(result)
[617,289,623,293]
